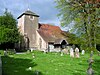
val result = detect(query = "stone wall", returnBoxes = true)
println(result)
[36,31,47,51]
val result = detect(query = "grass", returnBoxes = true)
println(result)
[0,50,100,75]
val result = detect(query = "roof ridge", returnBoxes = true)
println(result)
[39,23,60,28]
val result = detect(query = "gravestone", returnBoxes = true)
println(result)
[4,50,7,56]
[81,50,85,55]
[75,47,80,58]
[66,49,69,54]
[30,49,33,52]
[64,48,69,54]
[70,48,74,57]
[13,49,16,54]
[27,50,30,53]
[61,48,68,54]
[66,46,70,54]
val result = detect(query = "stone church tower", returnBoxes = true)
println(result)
[17,9,39,50]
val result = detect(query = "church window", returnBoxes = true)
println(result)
[30,15,34,20]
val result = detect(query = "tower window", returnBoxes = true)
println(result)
[30,16,34,20]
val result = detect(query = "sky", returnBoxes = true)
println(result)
[0,0,61,27]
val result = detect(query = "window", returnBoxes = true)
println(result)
[30,16,34,20]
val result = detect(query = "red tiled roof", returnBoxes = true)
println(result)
[38,24,66,42]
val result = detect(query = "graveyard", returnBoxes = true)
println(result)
[0,0,100,75]
[0,50,100,75]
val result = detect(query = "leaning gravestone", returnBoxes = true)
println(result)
[87,51,94,75]
[70,48,74,57]
[75,47,80,58]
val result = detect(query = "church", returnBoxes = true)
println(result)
[17,9,68,52]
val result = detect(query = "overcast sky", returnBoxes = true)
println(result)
[0,0,61,26]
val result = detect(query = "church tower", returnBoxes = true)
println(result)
[17,9,39,50]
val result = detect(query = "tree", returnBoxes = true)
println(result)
[0,27,19,43]
[55,0,100,50]
[0,9,16,29]
[0,9,20,49]
[62,31,79,45]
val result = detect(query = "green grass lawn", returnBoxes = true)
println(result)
[0,50,100,75]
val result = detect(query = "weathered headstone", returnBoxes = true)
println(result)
[66,49,69,54]
[13,49,16,54]
[75,47,80,58]
[27,50,30,53]
[63,48,69,54]
[30,49,33,52]
[87,51,94,75]
[4,50,7,56]
[81,50,85,55]
[70,48,74,57]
